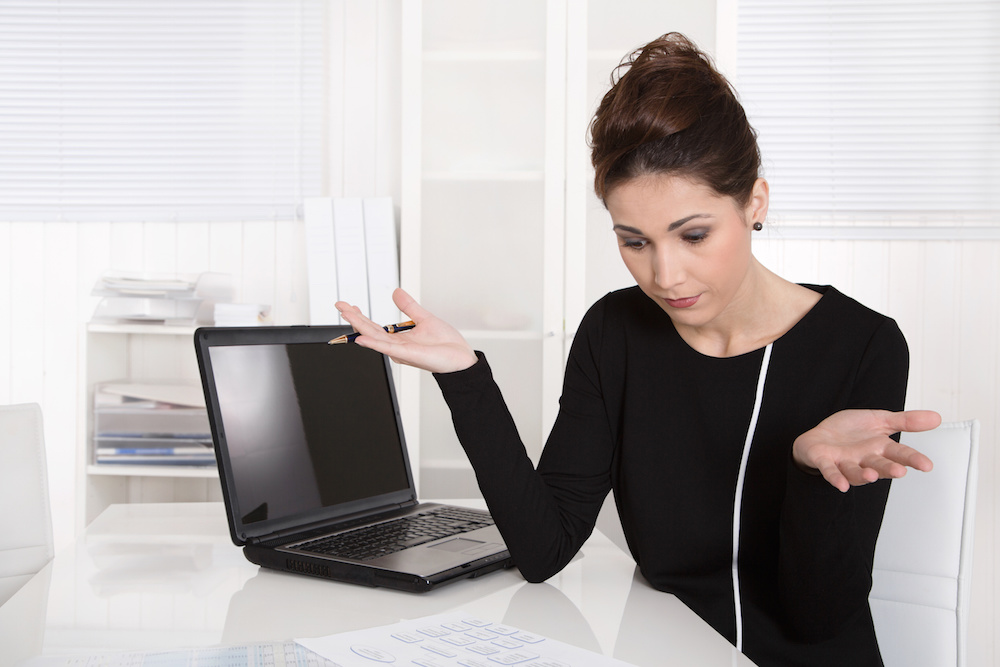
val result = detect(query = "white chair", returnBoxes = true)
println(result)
[869,420,979,667]
[0,403,54,607]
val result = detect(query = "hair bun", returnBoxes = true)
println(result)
[590,32,760,204]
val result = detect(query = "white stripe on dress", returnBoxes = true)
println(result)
[731,342,773,653]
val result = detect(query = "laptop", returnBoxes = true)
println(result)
[194,324,512,592]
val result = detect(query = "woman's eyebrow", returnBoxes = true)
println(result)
[613,213,711,235]
[613,224,644,235]
[666,213,711,231]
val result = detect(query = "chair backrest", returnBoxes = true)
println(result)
[0,403,54,607]
[869,420,979,667]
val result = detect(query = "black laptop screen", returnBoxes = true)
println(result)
[208,341,411,526]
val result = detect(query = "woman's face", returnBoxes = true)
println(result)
[605,174,767,330]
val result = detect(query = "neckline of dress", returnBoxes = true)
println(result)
[665,284,832,361]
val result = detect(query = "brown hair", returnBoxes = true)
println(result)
[589,33,761,206]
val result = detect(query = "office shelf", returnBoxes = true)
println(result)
[77,323,222,529]
[458,329,555,341]
[422,171,545,183]
[87,464,218,479]
[87,323,198,336]
[423,50,546,63]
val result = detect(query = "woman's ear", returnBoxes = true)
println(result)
[746,178,769,227]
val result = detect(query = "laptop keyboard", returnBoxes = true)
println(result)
[294,507,496,562]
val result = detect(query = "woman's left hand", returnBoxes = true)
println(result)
[792,409,941,492]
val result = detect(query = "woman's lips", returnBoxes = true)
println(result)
[665,295,700,309]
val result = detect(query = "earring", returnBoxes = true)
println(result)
[752,221,763,231]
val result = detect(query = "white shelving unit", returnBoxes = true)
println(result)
[400,0,571,498]
[399,1,718,498]
[77,323,221,529]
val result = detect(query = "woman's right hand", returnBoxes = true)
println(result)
[335,288,478,374]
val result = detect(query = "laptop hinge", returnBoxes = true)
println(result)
[247,499,420,545]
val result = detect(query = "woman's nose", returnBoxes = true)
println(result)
[653,248,685,290]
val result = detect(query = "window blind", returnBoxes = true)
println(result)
[735,0,1000,225]
[0,0,326,223]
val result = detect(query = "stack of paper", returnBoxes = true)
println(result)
[304,196,401,326]
[93,382,215,466]
[91,271,238,326]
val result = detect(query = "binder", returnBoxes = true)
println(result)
[303,198,339,325]
[304,197,400,326]
[363,197,401,325]
[332,197,369,321]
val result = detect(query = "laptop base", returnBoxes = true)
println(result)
[244,544,513,593]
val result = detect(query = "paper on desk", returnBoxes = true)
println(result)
[296,611,636,666]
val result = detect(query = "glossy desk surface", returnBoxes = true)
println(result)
[0,503,755,666]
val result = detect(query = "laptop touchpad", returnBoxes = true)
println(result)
[430,538,483,552]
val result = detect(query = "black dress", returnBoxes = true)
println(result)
[434,285,907,667]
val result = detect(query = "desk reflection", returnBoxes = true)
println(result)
[0,503,753,667]
[502,581,603,653]
[220,560,528,645]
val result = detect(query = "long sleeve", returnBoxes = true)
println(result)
[776,317,909,643]
[433,306,616,582]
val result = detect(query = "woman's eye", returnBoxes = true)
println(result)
[620,238,648,251]
[682,230,709,244]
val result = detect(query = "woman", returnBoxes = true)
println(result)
[337,33,939,667]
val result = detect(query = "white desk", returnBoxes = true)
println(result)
[0,503,755,666]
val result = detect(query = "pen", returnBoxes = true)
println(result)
[327,320,416,345]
